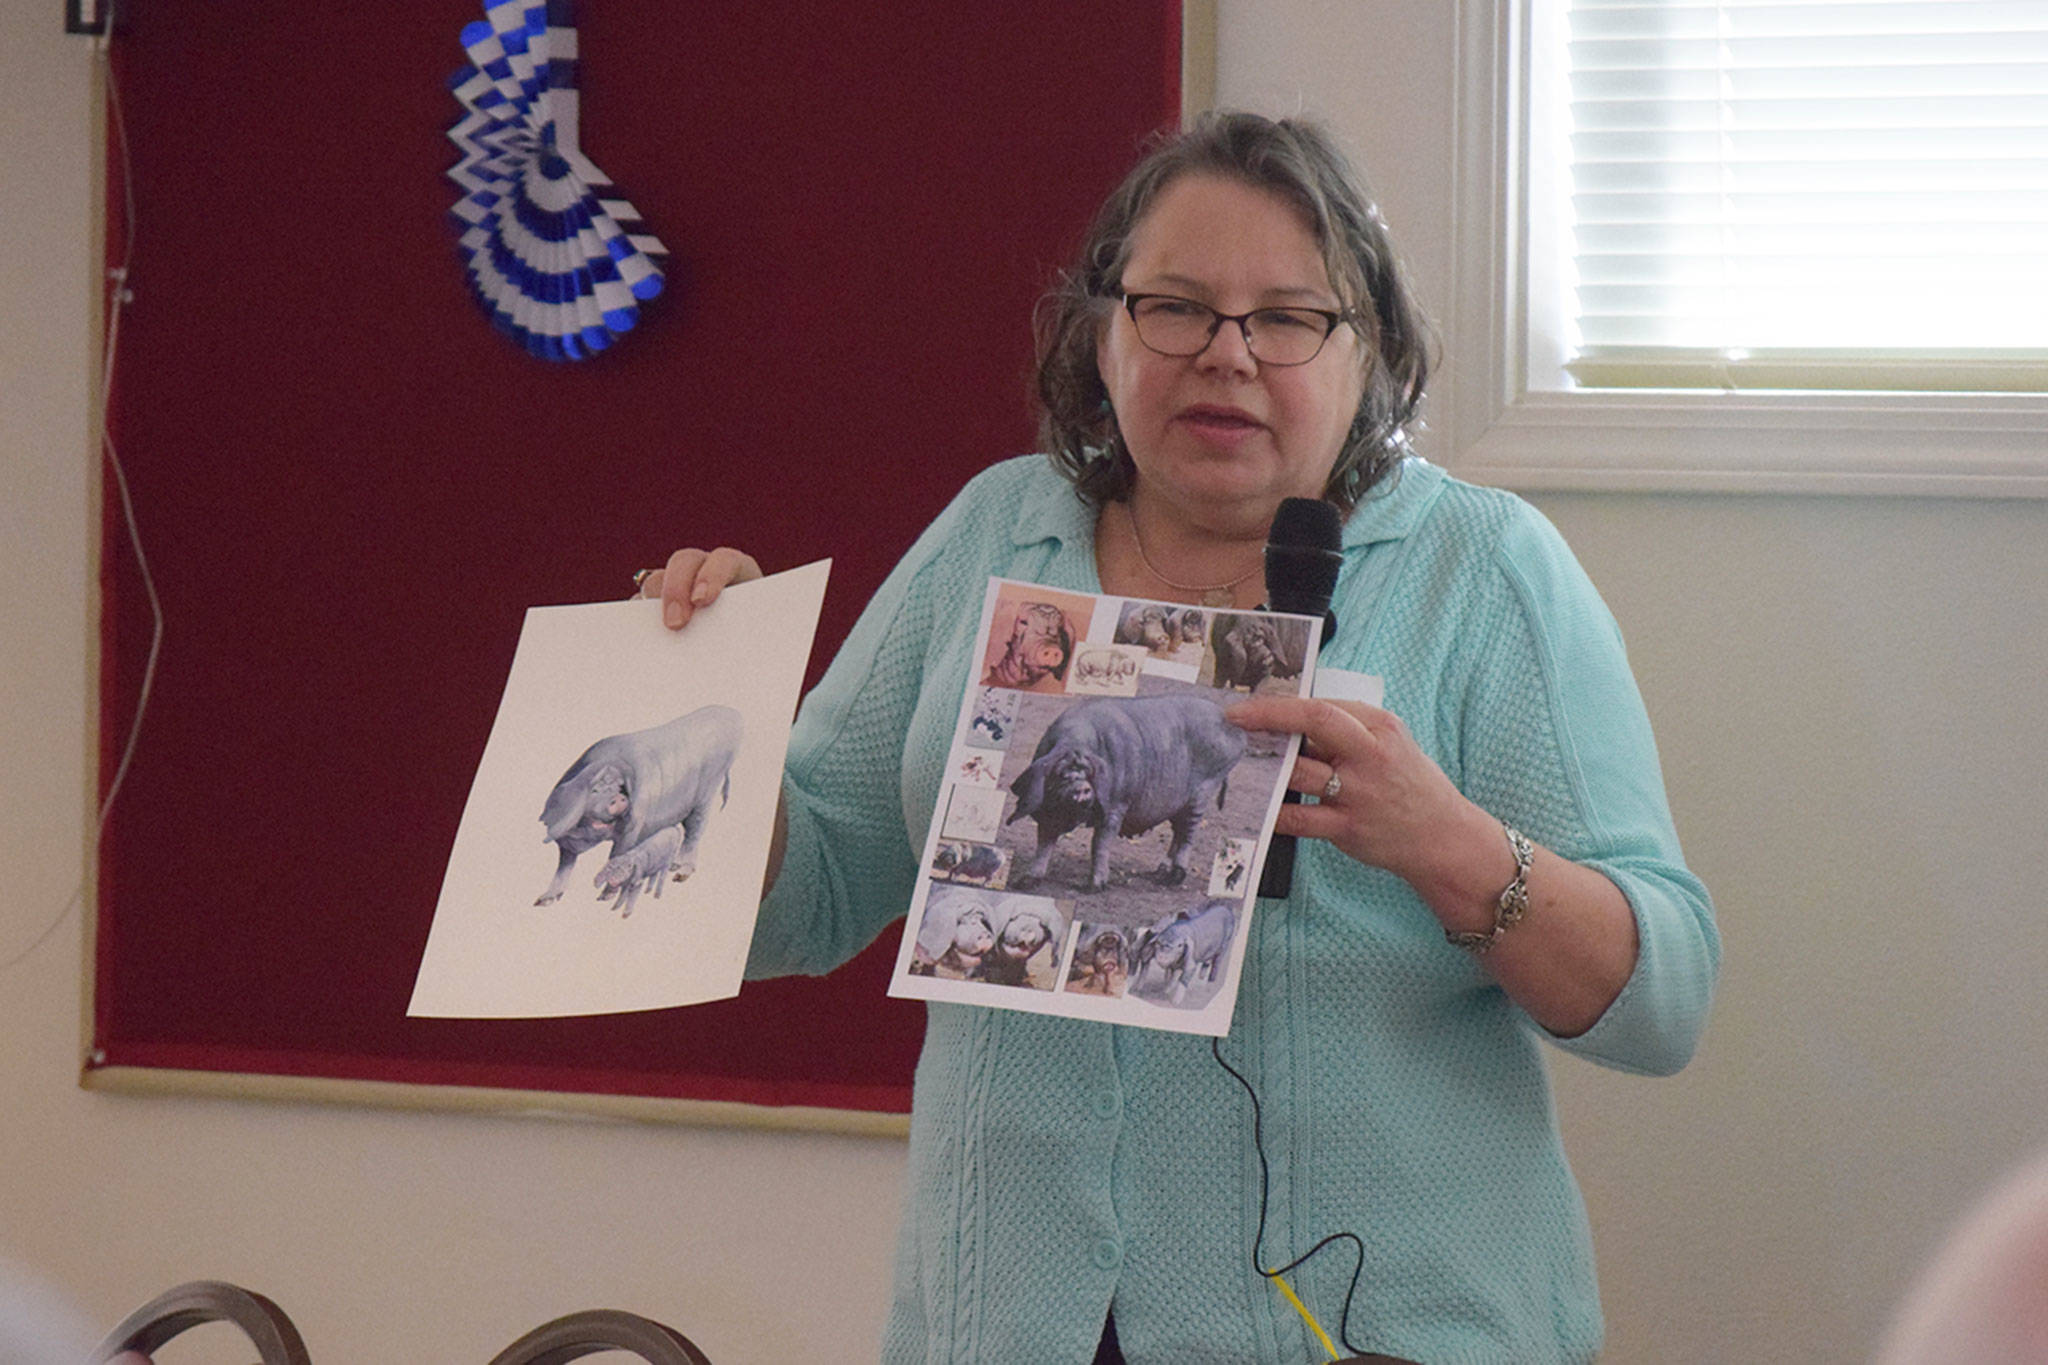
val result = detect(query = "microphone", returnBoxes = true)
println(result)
[1263,497,1343,647]
[1256,497,1342,900]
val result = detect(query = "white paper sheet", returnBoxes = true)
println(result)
[408,560,829,1018]
[887,578,1319,1037]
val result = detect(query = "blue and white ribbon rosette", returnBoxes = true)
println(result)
[446,0,666,360]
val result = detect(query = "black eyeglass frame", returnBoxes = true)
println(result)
[1114,291,1353,367]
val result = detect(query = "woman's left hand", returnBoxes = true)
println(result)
[1226,693,1640,1037]
[1225,695,1499,899]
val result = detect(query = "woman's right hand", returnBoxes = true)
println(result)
[635,547,764,630]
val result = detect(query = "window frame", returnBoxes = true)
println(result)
[1445,0,2048,497]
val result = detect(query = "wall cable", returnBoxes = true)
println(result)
[2,2,163,976]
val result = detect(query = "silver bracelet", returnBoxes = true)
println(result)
[1446,824,1534,955]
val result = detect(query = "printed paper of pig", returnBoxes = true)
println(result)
[1207,612,1310,694]
[1130,898,1240,1007]
[1114,603,1207,662]
[909,886,1068,987]
[1208,837,1255,898]
[1006,692,1245,893]
[968,686,1019,747]
[980,588,1091,694]
[1068,643,1146,696]
[534,704,743,909]
[930,839,1008,888]
[908,886,1001,977]
[1060,923,1132,998]
[1114,602,1177,655]
[967,897,1068,989]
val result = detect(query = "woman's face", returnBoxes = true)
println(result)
[1097,173,1368,535]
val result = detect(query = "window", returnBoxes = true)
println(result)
[1449,0,2048,494]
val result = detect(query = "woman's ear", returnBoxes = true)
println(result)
[1094,303,1119,413]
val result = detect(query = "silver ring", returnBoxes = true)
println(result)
[1320,770,1342,803]
[633,568,655,592]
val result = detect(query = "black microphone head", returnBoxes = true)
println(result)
[1265,497,1343,623]
[1269,496,1342,553]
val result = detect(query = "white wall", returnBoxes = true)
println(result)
[5,4,2047,1362]
[1220,3,2048,1361]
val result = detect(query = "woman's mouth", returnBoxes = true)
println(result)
[1176,404,1265,439]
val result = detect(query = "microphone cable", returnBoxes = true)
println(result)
[1222,496,1368,1354]
[1210,1035,1370,1361]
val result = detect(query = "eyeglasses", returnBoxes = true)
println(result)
[1116,292,1351,367]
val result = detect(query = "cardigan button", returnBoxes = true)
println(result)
[1091,1238,1122,1271]
[1090,1089,1122,1120]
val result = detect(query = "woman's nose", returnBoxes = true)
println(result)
[1195,316,1259,375]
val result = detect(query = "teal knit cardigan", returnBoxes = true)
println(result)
[748,455,1719,1364]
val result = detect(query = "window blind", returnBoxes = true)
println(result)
[1565,0,2048,391]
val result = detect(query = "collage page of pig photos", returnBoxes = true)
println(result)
[887,578,1318,1037]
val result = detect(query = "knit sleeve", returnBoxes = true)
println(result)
[1462,504,1721,1076]
[743,479,979,980]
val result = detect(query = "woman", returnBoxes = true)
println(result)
[643,113,1717,1364]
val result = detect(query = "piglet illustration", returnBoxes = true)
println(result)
[594,823,683,918]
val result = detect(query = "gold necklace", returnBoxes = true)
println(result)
[1121,501,1261,609]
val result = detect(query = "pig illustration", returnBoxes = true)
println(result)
[595,823,690,918]
[970,906,1062,988]
[1209,615,1308,694]
[983,602,1074,690]
[1214,842,1250,895]
[910,893,999,976]
[969,687,1018,746]
[1131,899,1239,1005]
[932,841,1005,886]
[1063,926,1131,997]
[1007,693,1245,892]
[532,813,617,907]
[1115,602,1175,655]
[1073,646,1140,690]
[536,705,743,906]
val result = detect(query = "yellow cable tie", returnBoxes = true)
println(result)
[1266,1270,1339,1362]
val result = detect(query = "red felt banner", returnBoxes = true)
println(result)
[94,0,1180,1118]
